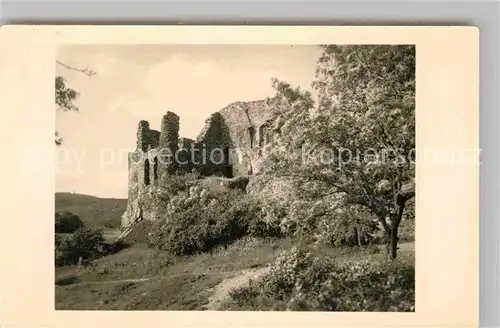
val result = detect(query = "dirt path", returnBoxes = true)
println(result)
[82,277,158,285]
[204,267,270,310]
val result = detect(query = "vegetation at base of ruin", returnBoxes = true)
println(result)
[221,246,414,311]
[147,188,282,256]
[55,192,127,230]
[142,178,414,257]
[161,171,201,195]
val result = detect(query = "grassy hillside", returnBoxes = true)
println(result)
[55,193,127,230]
[55,237,414,310]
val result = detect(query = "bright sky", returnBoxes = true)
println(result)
[56,45,323,198]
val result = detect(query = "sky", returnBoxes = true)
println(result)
[56,45,324,198]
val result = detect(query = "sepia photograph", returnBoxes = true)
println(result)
[54,44,416,311]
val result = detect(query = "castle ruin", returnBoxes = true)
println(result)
[121,99,274,228]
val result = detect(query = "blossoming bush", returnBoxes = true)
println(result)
[147,187,281,255]
[313,207,379,247]
[160,172,200,196]
[223,247,415,312]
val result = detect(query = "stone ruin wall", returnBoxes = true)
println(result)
[121,100,274,229]
[216,100,273,176]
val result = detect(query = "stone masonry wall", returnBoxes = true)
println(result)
[136,120,160,151]
[158,111,180,181]
[217,99,272,176]
[122,99,274,229]
[195,112,233,177]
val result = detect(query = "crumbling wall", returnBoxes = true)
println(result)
[158,111,180,181]
[178,137,195,173]
[122,99,275,229]
[217,99,273,176]
[149,130,160,149]
[136,120,160,151]
[121,148,163,228]
[195,112,233,177]
[122,151,142,228]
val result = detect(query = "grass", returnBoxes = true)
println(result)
[55,235,414,310]
[55,237,294,310]
[56,273,223,310]
[219,243,415,311]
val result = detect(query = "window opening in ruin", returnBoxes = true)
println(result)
[248,126,255,148]
[223,146,230,165]
[144,159,150,186]
[258,123,270,147]
[221,146,233,178]
[153,157,159,184]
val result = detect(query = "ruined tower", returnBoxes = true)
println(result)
[158,111,180,180]
[136,120,160,152]
[136,120,149,151]
[122,99,273,229]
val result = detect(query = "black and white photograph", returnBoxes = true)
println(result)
[54,44,415,311]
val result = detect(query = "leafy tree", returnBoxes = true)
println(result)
[55,61,95,145]
[56,225,105,265]
[264,45,415,259]
[55,211,84,233]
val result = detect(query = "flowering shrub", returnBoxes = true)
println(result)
[165,184,211,215]
[263,247,332,299]
[313,206,379,247]
[223,248,415,312]
[147,188,280,255]
[161,172,200,196]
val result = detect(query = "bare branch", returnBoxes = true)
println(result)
[56,60,96,77]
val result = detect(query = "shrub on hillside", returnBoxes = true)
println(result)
[222,247,415,312]
[161,172,200,196]
[55,225,106,266]
[147,189,276,255]
[104,239,130,255]
[224,176,250,191]
[55,211,84,233]
[258,197,379,247]
[314,208,379,247]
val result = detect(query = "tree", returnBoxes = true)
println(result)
[55,61,95,145]
[264,45,415,259]
[55,211,84,233]
[55,225,105,265]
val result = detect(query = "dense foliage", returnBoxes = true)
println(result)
[263,45,415,258]
[55,225,106,266]
[55,211,84,233]
[147,186,281,256]
[222,247,414,311]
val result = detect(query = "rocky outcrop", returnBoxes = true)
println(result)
[121,187,171,229]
